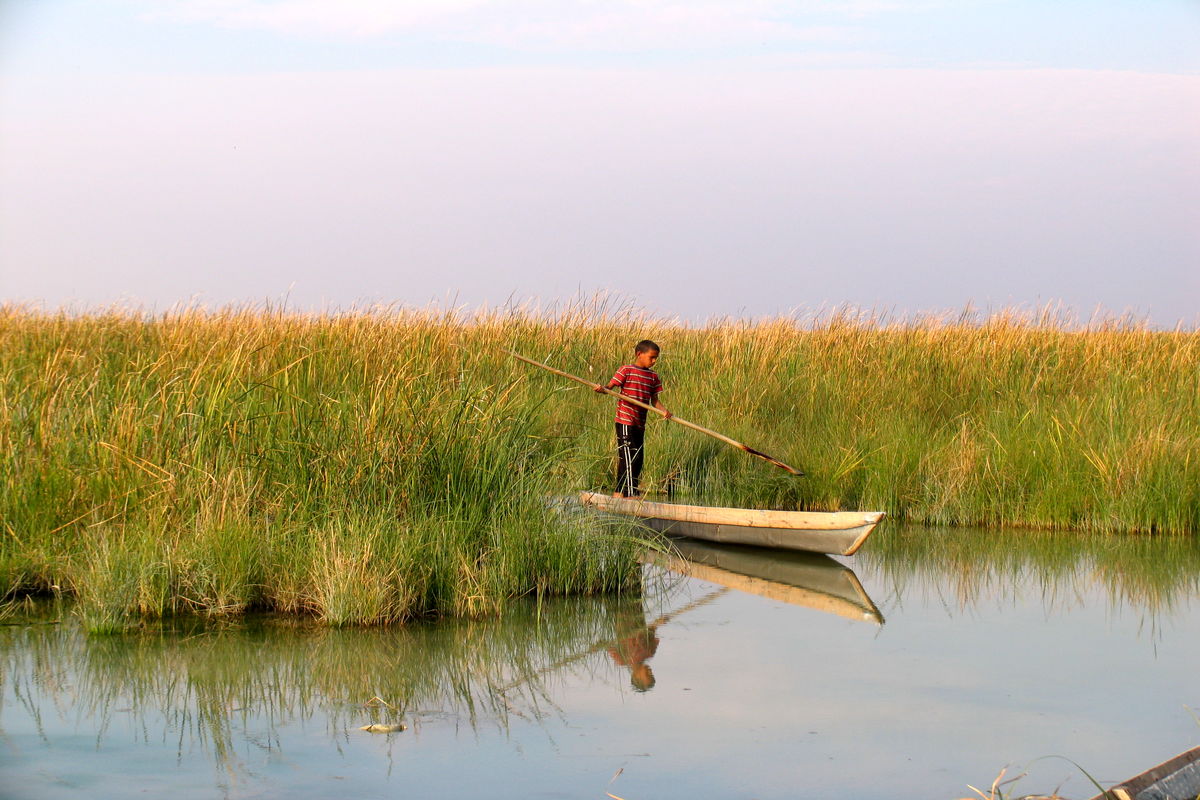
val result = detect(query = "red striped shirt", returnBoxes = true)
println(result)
[610,365,663,427]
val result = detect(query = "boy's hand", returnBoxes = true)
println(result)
[663,410,674,419]
[594,384,609,393]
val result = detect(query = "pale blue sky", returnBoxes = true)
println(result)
[1,1,1198,324]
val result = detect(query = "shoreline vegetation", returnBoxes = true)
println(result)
[2,302,1197,630]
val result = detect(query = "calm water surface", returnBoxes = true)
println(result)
[2,525,1198,799]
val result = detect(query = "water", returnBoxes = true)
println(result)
[2,525,1198,799]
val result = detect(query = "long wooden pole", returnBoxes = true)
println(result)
[505,350,803,476]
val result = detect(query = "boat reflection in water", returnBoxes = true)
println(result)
[647,539,885,625]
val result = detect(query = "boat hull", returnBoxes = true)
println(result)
[579,492,885,556]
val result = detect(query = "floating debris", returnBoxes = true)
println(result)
[359,723,407,734]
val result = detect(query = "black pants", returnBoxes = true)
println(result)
[615,423,645,497]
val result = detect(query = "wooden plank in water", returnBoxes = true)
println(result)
[1087,746,1200,800]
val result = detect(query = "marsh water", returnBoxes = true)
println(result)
[2,525,1198,799]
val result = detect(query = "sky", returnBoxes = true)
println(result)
[1,1,1198,325]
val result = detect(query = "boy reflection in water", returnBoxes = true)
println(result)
[607,605,660,692]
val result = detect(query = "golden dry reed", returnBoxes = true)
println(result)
[1,301,1196,629]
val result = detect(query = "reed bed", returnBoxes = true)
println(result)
[1,302,1196,628]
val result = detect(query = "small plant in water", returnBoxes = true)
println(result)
[960,756,1109,800]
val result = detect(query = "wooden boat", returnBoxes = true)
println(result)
[579,491,885,556]
[649,539,884,624]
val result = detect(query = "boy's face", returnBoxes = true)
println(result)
[634,349,659,369]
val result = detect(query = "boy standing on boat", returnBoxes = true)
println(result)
[596,340,671,498]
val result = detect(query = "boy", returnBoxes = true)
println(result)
[595,340,672,498]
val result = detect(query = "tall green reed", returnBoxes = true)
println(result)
[1,302,1195,627]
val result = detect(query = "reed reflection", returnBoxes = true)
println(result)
[856,523,1200,619]
[0,593,660,782]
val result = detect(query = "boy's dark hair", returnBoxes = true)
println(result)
[634,340,660,354]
